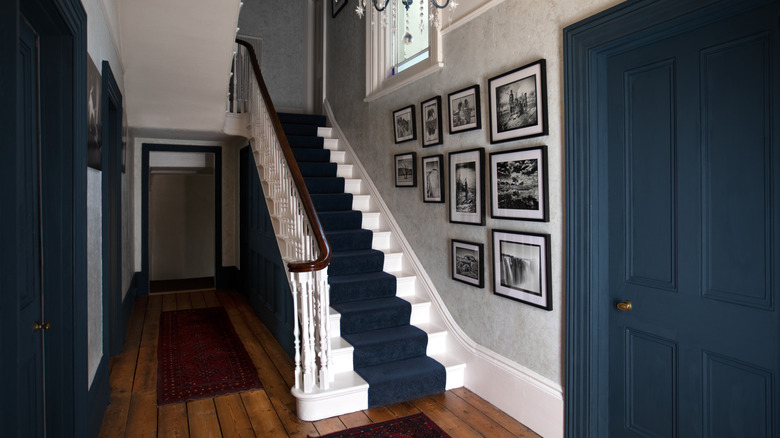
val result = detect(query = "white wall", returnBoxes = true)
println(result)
[325,0,622,385]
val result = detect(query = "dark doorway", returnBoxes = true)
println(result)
[141,145,222,295]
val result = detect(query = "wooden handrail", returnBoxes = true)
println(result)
[236,38,331,272]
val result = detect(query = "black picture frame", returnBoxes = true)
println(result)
[420,96,443,146]
[421,154,444,203]
[451,239,484,288]
[448,148,484,225]
[395,152,417,187]
[489,146,549,221]
[488,59,548,143]
[87,56,102,170]
[447,85,481,134]
[492,229,552,310]
[393,105,417,144]
[332,0,347,18]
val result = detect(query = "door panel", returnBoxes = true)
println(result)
[607,4,778,437]
[17,15,44,438]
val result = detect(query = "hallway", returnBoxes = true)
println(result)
[97,290,540,437]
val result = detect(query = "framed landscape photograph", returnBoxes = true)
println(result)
[421,96,443,146]
[395,152,417,187]
[448,148,484,225]
[447,85,481,134]
[393,105,417,144]
[489,146,548,221]
[421,154,444,203]
[488,59,548,143]
[332,0,347,17]
[492,229,552,310]
[451,239,484,288]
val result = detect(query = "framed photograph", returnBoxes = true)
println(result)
[489,146,548,221]
[421,154,444,203]
[451,239,484,288]
[448,148,484,225]
[420,96,443,146]
[87,56,102,170]
[395,152,417,187]
[447,85,481,134]
[393,105,417,144]
[332,0,347,17]
[488,59,548,143]
[492,229,552,310]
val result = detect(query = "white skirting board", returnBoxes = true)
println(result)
[322,100,563,438]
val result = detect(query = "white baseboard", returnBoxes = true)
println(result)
[323,99,563,438]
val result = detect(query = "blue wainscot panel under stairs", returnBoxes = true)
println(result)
[279,112,447,409]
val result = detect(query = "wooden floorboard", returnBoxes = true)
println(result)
[99,290,541,437]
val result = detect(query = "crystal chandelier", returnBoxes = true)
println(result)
[354,0,458,31]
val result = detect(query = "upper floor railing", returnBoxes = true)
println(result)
[230,38,333,394]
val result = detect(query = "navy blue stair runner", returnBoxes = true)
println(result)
[278,112,446,408]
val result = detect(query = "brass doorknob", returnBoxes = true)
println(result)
[33,321,51,332]
[616,300,632,311]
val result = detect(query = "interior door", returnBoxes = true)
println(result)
[17,15,45,438]
[606,4,779,437]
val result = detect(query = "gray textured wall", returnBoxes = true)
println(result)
[325,0,622,385]
[238,0,307,111]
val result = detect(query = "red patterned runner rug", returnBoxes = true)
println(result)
[312,413,452,438]
[157,307,261,405]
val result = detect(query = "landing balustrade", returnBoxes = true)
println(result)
[229,39,332,394]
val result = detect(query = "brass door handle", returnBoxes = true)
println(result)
[33,321,51,332]
[616,300,632,311]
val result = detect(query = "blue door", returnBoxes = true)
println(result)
[17,15,45,437]
[606,3,779,436]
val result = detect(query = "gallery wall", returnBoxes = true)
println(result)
[325,0,622,385]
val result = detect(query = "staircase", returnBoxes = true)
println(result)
[276,112,466,419]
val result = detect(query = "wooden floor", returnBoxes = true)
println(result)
[98,290,540,437]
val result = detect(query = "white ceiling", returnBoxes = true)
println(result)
[119,0,242,140]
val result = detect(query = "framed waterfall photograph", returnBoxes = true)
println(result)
[451,239,484,288]
[489,146,549,221]
[448,148,484,225]
[393,105,417,144]
[488,59,548,143]
[395,152,417,187]
[421,154,444,203]
[492,229,552,310]
[420,96,443,147]
[447,85,481,134]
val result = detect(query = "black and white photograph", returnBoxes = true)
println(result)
[422,154,444,203]
[451,239,484,288]
[87,56,102,170]
[448,148,484,225]
[448,85,481,134]
[395,152,417,187]
[393,105,417,144]
[421,96,443,146]
[331,0,347,17]
[490,146,548,221]
[492,229,552,310]
[488,59,548,143]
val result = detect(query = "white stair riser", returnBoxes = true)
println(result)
[317,127,333,138]
[383,252,403,272]
[351,195,371,212]
[337,164,353,178]
[323,138,339,150]
[371,231,391,250]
